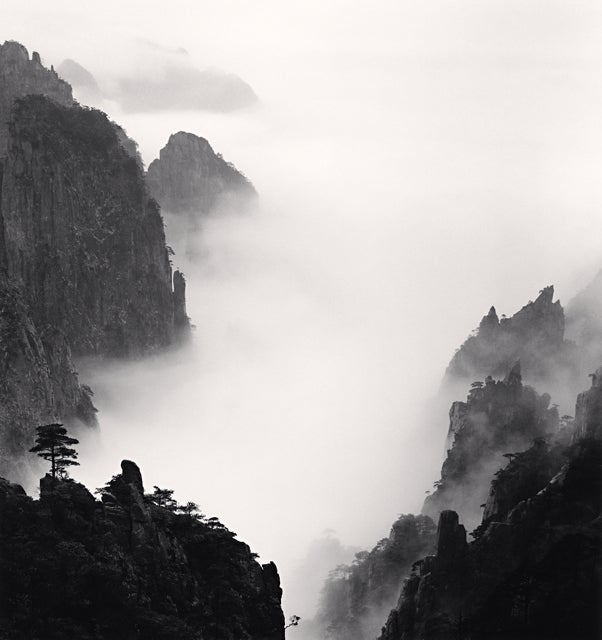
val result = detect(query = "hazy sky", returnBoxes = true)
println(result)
[4,0,602,621]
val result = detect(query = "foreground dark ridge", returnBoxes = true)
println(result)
[319,368,601,640]
[378,369,602,640]
[0,460,284,640]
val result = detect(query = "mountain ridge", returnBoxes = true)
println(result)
[0,459,285,640]
[147,130,256,216]
[0,42,188,479]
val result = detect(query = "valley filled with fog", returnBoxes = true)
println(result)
[5,0,602,625]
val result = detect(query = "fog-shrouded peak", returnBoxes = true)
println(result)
[113,54,258,113]
[443,285,579,408]
[0,40,73,156]
[424,364,559,530]
[57,58,99,91]
[147,130,256,217]
[57,58,102,103]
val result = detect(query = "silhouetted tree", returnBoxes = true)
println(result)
[176,501,201,516]
[29,423,79,479]
[150,486,178,510]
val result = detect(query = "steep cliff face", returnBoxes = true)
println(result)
[378,375,602,640]
[0,43,188,479]
[316,282,600,640]
[0,460,285,640]
[0,41,73,156]
[316,515,436,640]
[1,95,179,356]
[574,365,602,440]
[444,287,575,395]
[423,363,558,529]
[147,131,256,216]
[0,282,96,477]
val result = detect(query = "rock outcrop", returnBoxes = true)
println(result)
[0,460,285,639]
[574,365,602,440]
[315,282,601,640]
[2,95,181,356]
[147,131,256,216]
[444,286,574,394]
[316,514,436,640]
[0,41,72,156]
[0,43,188,479]
[378,375,602,640]
[423,362,559,530]
[0,283,96,476]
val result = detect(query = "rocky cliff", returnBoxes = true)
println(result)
[0,283,96,478]
[444,287,576,398]
[0,42,188,479]
[0,460,284,640]
[378,373,602,640]
[423,362,559,529]
[574,365,602,440]
[316,515,436,640]
[147,131,256,216]
[2,95,180,356]
[314,282,601,640]
[0,41,72,156]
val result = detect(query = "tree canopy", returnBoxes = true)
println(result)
[29,423,79,479]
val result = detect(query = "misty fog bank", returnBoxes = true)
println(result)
[4,0,602,625]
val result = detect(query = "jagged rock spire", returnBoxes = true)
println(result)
[574,366,602,440]
[121,459,144,493]
[435,510,467,561]
[444,286,568,387]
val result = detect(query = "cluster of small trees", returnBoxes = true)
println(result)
[29,424,302,632]
[29,424,235,531]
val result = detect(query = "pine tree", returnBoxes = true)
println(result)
[29,423,79,479]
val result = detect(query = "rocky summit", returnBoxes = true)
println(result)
[423,362,559,530]
[0,460,285,640]
[443,286,575,395]
[0,41,72,156]
[147,131,256,216]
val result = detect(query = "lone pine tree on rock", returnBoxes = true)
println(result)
[29,423,79,479]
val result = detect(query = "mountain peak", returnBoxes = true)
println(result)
[535,285,555,305]
[0,40,73,157]
[147,130,256,215]
[445,286,568,387]
[168,130,212,148]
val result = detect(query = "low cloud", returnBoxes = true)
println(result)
[114,63,257,113]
